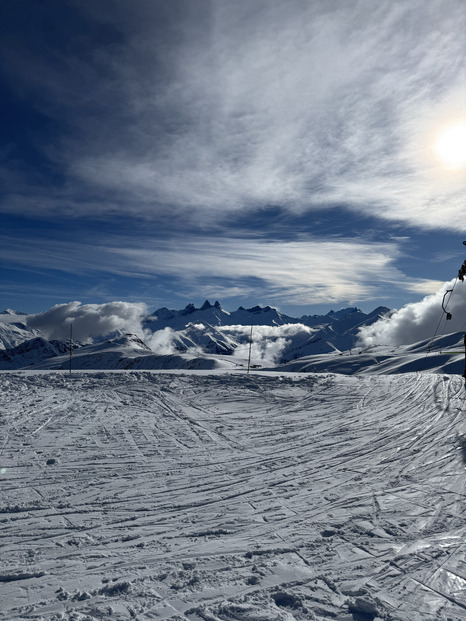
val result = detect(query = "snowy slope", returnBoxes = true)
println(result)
[0,337,73,369]
[0,332,241,372]
[37,334,243,372]
[0,322,40,350]
[274,332,466,376]
[1,370,465,620]
[2,328,465,376]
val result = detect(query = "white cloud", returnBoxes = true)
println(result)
[404,280,448,295]
[224,323,316,366]
[145,322,318,366]
[220,324,315,338]
[358,278,466,346]
[26,301,147,341]
[143,327,179,356]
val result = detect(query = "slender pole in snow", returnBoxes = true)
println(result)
[247,324,253,374]
[69,324,72,375]
[463,333,466,380]
[462,243,466,381]
[248,324,252,374]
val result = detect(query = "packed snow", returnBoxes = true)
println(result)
[1,369,466,620]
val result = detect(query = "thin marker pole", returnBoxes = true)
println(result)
[69,324,72,375]
[463,333,466,380]
[247,324,253,374]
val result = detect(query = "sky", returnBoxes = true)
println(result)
[1,0,466,317]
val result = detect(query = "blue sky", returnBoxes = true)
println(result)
[1,0,466,316]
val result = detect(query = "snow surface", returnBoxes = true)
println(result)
[1,370,466,620]
[274,333,466,377]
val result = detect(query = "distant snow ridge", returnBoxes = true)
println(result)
[145,300,389,330]
[143,301,391,365]
[144,299,297,330]
[0,337,71,369]
[0,308,27,315]
[0,322,40,351]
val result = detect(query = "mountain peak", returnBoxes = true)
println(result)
[246,305,273,314]
[1,308,27,315]
[368,306,391,317]
[326,307,360,319]
[182,303,196,315]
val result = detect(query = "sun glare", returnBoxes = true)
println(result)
[433,121,466,171]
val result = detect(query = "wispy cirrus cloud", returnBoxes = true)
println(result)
[0,231,424,306]
[1,0,465,230]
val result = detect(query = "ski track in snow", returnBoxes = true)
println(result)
[0,370,465,621]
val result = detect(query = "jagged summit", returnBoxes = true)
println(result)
[367,306,391,318]
[146,300,230,330]
[200,300,222,310]
[1,308,27,315]
[326,307,359,317]
[146,301,300,330]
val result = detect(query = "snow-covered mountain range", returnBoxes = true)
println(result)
[0,301,464,375]
[144,300,388,331]
[0,302,387,371]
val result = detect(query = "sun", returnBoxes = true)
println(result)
[433,121,466,171]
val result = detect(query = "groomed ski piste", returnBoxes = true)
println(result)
[1,369,465,620]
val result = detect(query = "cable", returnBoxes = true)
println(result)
[417,281,457,372]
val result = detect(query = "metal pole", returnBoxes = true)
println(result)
[247,324,253,374]
[463,333,466,379]
[69,324,72,375]
[462,241,466,380]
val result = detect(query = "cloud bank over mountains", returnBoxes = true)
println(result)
[359,278,466,346]
[27,301,147,342]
